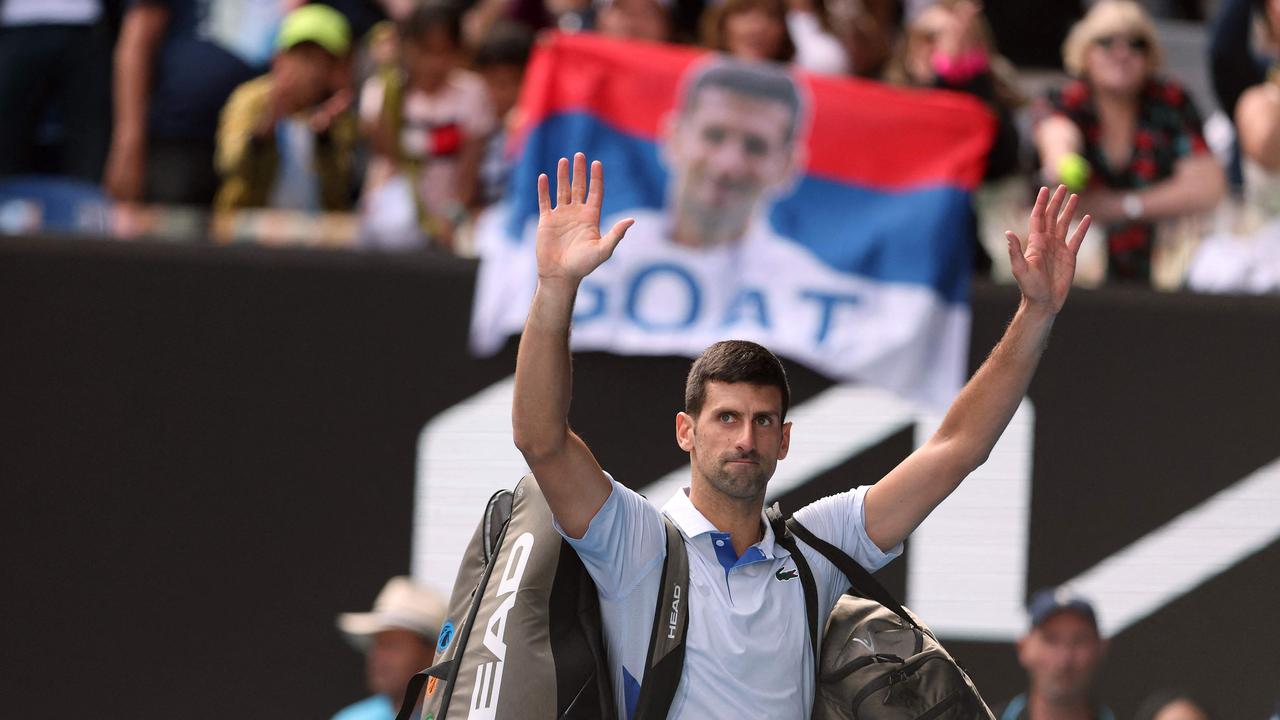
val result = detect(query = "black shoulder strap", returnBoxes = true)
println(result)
[767,505,820,672]
[633,515,690,720]
[783,513,920,631]
[394,659,457,720]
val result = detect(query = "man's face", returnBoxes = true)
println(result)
[366,628,435,699]
[677,381,791,501]
[1016,612,1107,704]
[666,86,796,244]
[272,44,337,115]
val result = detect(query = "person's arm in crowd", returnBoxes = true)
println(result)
[1034,113,1085,185]
[512,154,634,539]
[863,186,1090,552]
[214,83,269,182]
[104,1,170,201]
[1237,83,1280,171]
[1209,0,1268,117]
[786,0,849,75]
[1084,154,1226,223]
[358,73,401,159]
[462,0,512,50]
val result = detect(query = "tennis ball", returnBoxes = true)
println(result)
[1057,153,1090,193]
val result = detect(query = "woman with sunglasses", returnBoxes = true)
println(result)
[1034,0,1225,284]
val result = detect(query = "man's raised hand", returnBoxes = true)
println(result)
[1004,185,1092,315]
[536,153,634,284]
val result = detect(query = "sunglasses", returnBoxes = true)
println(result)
[1094,34,1150,53]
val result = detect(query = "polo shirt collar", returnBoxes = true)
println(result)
[661,487,788,560]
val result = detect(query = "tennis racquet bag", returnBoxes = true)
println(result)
[396,474,688,720]
[768,505,997,720]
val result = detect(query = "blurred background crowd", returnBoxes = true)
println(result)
[2,0,1279,291]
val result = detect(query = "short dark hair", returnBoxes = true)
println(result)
[474,21,535,69]
[685,340,791,420]
[679,58,804,145]
[400,2,464,47]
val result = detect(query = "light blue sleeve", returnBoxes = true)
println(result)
[792,485,904,614]
[792,485,903,571]
[552,476,666,599]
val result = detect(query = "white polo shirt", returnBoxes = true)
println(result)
[558,478,902,719]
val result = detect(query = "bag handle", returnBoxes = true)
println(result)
[394,659,457,720]
[780,508,921,631]
[633,515,690,720]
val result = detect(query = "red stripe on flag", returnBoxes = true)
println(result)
[513,33,995,190]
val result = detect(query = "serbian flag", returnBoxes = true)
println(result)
[470,33,995,406]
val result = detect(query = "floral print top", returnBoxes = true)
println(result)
[1045,77,1210,282]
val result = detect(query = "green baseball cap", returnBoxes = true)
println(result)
[276,4,351,57]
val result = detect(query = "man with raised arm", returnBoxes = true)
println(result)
[512,152,1091,719]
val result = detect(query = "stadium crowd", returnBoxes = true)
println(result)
[0,0,1278,289]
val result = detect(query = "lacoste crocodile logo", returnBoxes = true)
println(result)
[775,567,798,581]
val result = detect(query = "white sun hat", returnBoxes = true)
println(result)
[337,576,447,649]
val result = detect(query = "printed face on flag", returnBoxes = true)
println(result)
[663,64,806,249]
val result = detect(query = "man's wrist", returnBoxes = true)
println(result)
[1017,296,1059,323]
[536,274,582,298]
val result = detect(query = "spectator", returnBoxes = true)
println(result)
[885,0,1022,180]
[213,4,358,213]
[0,0,113,183]
[1034,0,1225,283]
[826,0,901,78]
[474,21,536,208]
[701,0,797,64]
[596,0,672,43]
[1133,690,1212,720]
[358,2,495,251]
[884,0,1026,279]
[332,576,447,720]
[105,0,285,207]
[997,588,1115,720]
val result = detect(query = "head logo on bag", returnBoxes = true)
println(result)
[469,531,535,720]
[666,584,682,640]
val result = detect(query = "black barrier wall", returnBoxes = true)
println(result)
[2,236,1277,718]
